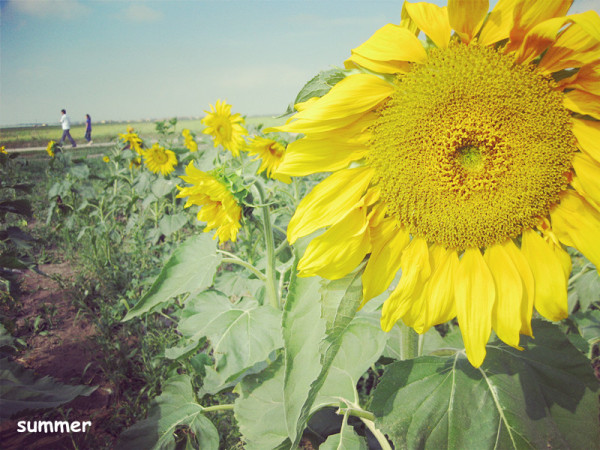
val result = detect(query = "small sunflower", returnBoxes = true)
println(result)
[246,136,291,183]
[201,99,247,157]
[142,143,177,175]
[119,131,143,154]
[271,0,600,367]
[0,146,7,155]
[177,161,242,243]
[102,156,110,163]
[129,156,142,170]
[182,129,198,152]
[46,141,55,158]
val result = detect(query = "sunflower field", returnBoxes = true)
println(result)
[2,0,600,449]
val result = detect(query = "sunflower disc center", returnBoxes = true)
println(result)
[456,145,483,172]
[367,43,575,250]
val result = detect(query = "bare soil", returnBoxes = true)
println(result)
[0,263,116,449]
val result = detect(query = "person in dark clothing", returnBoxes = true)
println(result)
[85,114,92,145]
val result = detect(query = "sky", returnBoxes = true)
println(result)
[1,0,599,127]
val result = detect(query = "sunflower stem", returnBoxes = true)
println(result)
[201,403,235,413]
[400,322,419,360]
[253,180,280,310]
[220,257,267,282]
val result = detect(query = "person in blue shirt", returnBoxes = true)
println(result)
[85,114,92,145]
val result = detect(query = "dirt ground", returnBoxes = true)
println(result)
[0,263,116,449]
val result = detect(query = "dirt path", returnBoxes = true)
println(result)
[0,263,116,449]
[5,142,113,154]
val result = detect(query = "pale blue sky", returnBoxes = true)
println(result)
[1,0,598,126]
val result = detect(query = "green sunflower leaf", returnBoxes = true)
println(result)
[282,272,326,444]
[570,309,600,343]
[116,374,219,450]
[234,356,291,450]
[238,263,386,448]
[0,199,32,218]
[320,424,368,450]
[177,291,283,383]
[158,212,188,236]
[123,233,221,321]
[568,266,600,312]
[283,263,386,447]
[371,319,600,449]
[280,67,351,117]
[151,177,179,198]
[0,358,96,419]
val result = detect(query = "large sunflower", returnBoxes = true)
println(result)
[246,136,291,183]
[143,143,178,176]
[177,161,242,243]
[271,0,600,367]
[201,100,247,157]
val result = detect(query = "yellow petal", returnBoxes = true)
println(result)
[400,1,420,35]
[507,0,572,47]
[521,228,568,321]
[564,89,600,119]
[484,244,523,349]
[402,244,448,334]
[515,15,566,64]
[516,11,600,65]
[564,62,600,96]
[288,166,374,243]
[362,221,410,305]
[454,247,495,368]
[573,152,600,205]
[351,23,427,67]
[551,190,600,269]
[290,74,393,123]
[502,240,535,336]
[419,246,458,331]
[538,22,600,74]
[448,0,488,44]
[572,118,600,164]
[344,53,413,75]
[404,2,452,48]
[478,0,519,46]
[572,177,600,214]
[298,207,371,280]
[276,136,368,177]
[569,10,600,42]
[380,237,430,332]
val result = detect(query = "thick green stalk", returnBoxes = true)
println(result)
[202,404,235,413]
[253,181,279,309]
[400,322,419,360]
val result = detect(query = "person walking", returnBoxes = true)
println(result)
[85,114,93,145]
[59,109,77,148]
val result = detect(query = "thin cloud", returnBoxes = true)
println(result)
[9,0,90,19]
[119,4,163,23]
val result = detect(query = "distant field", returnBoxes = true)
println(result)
[0,116,286,149]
